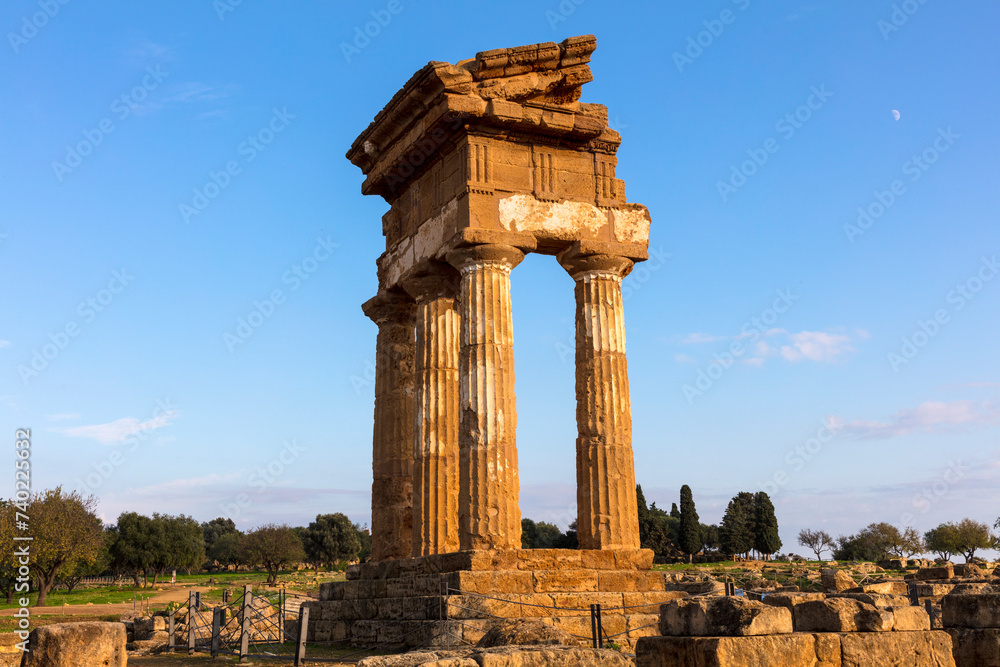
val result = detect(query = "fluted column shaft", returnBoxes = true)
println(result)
[404,267,461,556]
[559,252,641,550]
[362,291,416,561]
[446,244,524,551]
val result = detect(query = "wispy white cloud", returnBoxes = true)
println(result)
[129,472,245,495]
[674,353,697,364]
[779,331,856,363]
[127,40,172,60]
[941,382,1000,391]
[46,413,81,422]
[677,333,728,345]
[673,328,866,367]
[55,409,179,445]
[837,400,1000,440]
[0,340,11,348]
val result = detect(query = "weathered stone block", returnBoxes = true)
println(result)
[21,622,126,667]
[623,591,687,614]
[954,563,984,578]
[531,569,598,593]
[597,571,664,592]
[794,597,894,632]
[947,627,1000,666]
[320,581,346,601]
[918,565,954,581]
[636,632,956,667]
[453,570,533,595]
[833,592,911,608]
[943,593,1000,629]
[636,634,839,667]
[822,568,856,593]
[516,549,582,570]
[839,631,955,666]
[660,596,793,637]
[547,592,621,616]
[892,605,932,631]
[916,583,955,597]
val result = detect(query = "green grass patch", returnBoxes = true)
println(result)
[0,586,158,611]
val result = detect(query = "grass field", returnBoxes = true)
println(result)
[0,569,347,613]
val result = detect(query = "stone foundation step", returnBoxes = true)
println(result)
[323,568,674,601]
[306,613,662,650]
[306,590,685,622]
[344,548,655,581]
[635,631,956,667]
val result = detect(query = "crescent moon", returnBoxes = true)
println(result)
[892,110,901,121]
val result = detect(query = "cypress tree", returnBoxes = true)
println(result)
[670,503,681,520]
[720,492,755,558]
[753,492,782,558]
[678,485,701,563]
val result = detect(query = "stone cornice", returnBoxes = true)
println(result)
[347,35,622,201]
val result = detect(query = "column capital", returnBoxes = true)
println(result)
[401,261,461,303]
[557,242,636,280]
[446,243,526,274]
[363,290,416,325]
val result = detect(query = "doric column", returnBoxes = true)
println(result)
[445,244,524,551]
[403,264,461,556]
[558,247,641,550]
[362,290,416,561]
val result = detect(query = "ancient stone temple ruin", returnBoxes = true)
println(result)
[357,33,649,563]
[306,35,671,649]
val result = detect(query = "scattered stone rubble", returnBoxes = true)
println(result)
[634,561,1000,666]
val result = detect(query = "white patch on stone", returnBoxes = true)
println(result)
[498,194,606,238]
[385,197,459,286]
[610,207,651,244]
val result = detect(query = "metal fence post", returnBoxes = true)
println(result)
[590,604,598,649]
[211,607,222,658]
[188,591,196,655]
[294,604,309,667]
[925,599,935,629]
[909,583,919,606]
[239,584,252,662]
[596,604,603,648]
[168,614,175,652]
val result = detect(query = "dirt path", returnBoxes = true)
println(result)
[0,585,209,617]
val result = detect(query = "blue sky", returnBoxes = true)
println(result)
[2,0,997,556]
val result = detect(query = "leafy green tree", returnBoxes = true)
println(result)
[210,532,243,570]
[354,523,372,562]
[110,513,157,587]
[952,518,994,562]
[302,514,362,568]
[924,523,960,561]
[203,517,240,566]
[753,492,781,558]
[637,485,677,560]
[899,527,926,557]
[240,524,306,584]
[678,485,701,563]
[700,524,720,551]
[521,518,539,549]
[29,488,104,606]
[155,514,205,576]
[670,503,681,520]
[797,529,834,561]
[720,492,755,558]
[833,523,900,561]
[0,501,18,603]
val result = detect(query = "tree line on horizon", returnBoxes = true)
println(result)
[522,485,783,562]
[798,518,998,563]
[0,488,372,607]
